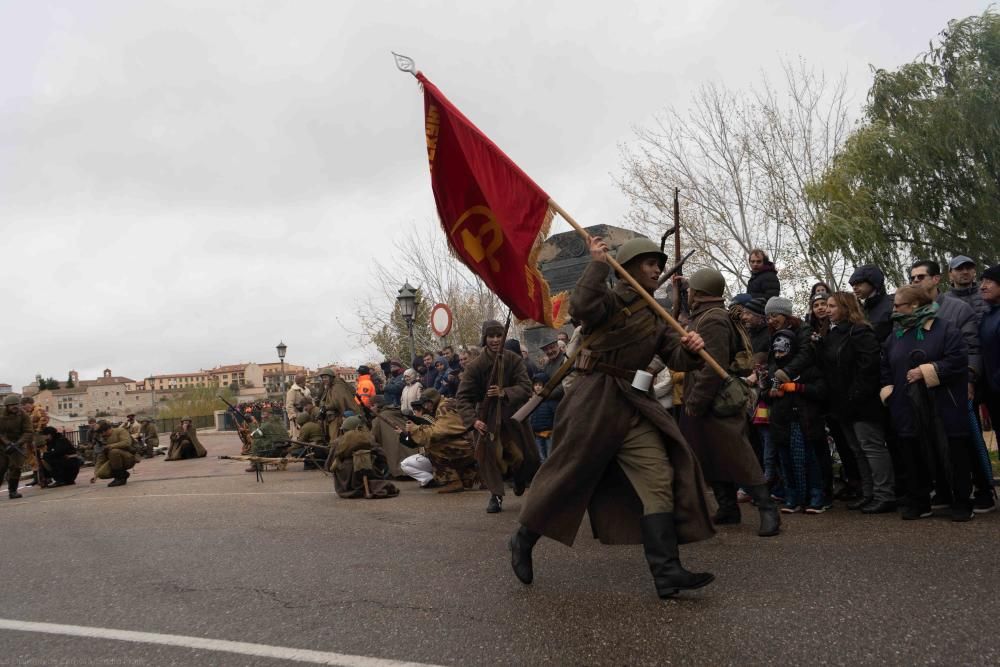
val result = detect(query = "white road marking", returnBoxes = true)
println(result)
[0,618,444,667]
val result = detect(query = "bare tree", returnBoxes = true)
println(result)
[350,224,522,362]
[618,59,852,306]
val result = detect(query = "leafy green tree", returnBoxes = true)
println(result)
[65,372,75,389]
[810,10,1000,286]
[45,377,59,390]
[157,386,237,419]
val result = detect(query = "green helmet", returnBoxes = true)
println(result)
[3,395,20,407]
[317,367,335,379]
[615,237,666,268]
[341,416,363,432]
[688,268,726,297]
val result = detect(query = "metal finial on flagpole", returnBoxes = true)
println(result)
[392,52,417,77]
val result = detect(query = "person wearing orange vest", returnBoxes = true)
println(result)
[355,366,376,408]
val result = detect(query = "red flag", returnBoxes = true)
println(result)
[417,72,566,328]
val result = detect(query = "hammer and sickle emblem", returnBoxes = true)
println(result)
[451,205,504,273]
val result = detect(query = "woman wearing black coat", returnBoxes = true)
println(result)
[880,285,973,521]
[819,292,895,513]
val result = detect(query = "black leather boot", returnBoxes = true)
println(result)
[508,525,541,585]
[747,484,781,537]
[711,482,741,524]
[640,513,714,599]
[107,470,129,487]
[486,494,502,513]
[8,479,22,499]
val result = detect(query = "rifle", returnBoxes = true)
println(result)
[657,248,696,287]
[218,395,253,455]
[478,311,513,441]
[672,187,684,319]
[354,394,376,424]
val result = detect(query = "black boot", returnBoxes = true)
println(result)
[8,479,22,499]
[107,470,129,487]
[711,482,741,525]
[747,484,781,537]
[486,494,503,513]
[640,513,714,599]
[508,525,541,585]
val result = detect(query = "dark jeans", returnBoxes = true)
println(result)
[827,418,861,488]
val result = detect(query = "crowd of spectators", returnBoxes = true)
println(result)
[725,251,999,521]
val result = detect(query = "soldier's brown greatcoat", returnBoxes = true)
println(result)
[518,261,715,546]
[456,347,540,496]
[370,407,416,477]
[680,299,765,486]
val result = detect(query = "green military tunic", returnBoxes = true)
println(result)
[94,427,137,479]
[0,408,32,483]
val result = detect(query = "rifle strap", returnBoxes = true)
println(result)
[538,300,651,399]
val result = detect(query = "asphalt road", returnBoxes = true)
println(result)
[1,431,998,666]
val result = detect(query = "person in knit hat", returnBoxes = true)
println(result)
[456,319,541,514]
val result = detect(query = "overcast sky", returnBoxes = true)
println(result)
[0,0,989,389]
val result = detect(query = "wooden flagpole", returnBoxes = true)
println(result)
[547,198,729,380]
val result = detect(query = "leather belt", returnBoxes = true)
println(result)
[592,362,637,381]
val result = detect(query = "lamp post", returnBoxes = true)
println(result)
[276,341,287,427]
[397,282,418,365]
[148,376,155,417]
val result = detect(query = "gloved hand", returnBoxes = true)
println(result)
[780,383,806,393]
[774,369,792,384]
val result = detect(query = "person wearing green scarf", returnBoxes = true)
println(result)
[880,285,974,522]
[891,301,939,340]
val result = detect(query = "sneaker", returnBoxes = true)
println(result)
[860,500,897,514]
[930,492,953,510]
[848,496,874,511]
[951,506,974,522]
[780,505,803,514]
[972,494,996,514]
[805,506,826,515]
[901,504,932,520]
[736,489,751,503]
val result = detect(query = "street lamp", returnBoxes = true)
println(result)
[276,341,287,426]
[397,282,418,364]
[148,376,156,417]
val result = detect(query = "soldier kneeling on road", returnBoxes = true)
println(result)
[396,389,478,493]
[167,417,207,460]
[93,420,137,487]
[39,426,82,487]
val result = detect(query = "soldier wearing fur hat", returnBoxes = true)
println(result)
[167,417,207,460]
[0,394,32,498]
[93,420,136,487]
[681,268,780,537]
[456,319,540,514]
[511,235,717,600]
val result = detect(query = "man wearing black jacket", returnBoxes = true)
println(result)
[747,249,780,301]
[849,265,894,343]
